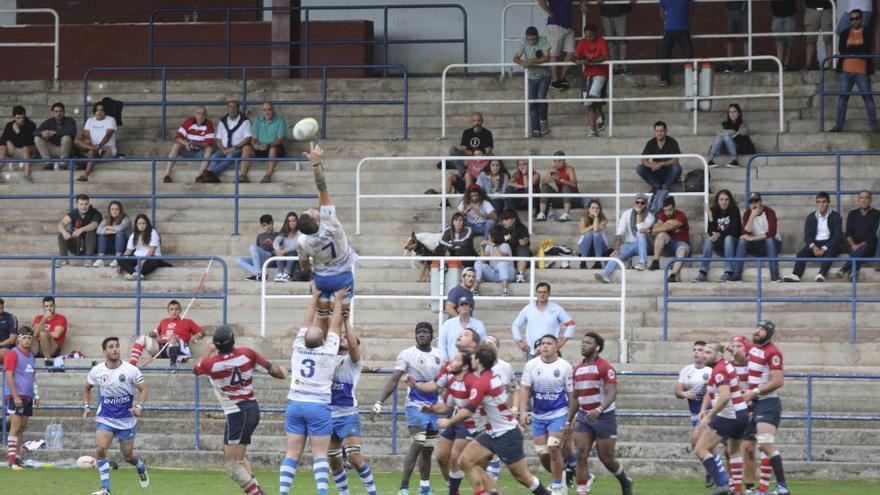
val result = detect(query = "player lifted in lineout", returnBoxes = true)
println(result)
[298,142,358,331]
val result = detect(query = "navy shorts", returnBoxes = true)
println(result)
[226,400,261,445]
[574,410,618,439]
[744,397,782,439]
[688,398,704,427]
[709,410,749,441]
[440,422,470,441]
[475,427,526,465]
[5,397,33,417]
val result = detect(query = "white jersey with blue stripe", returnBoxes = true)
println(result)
[331,355,364,418]
[87,361,144,430]
[297,205,358,277]
[520,356,573,420]
[288,327,340,403]
[393,345,442,408]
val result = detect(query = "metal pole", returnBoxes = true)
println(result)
[441,158,448,233]
[233,159,240,236]
[756,263,763,322]
[850,260,858,344]
[819,59,826,132]
[608,63,614,136]
[692,59,698,135]
[222,259,228,326]
[835,154,842,213]
[151,161,158,228]
[527,157,534,235]
[441,67,447,138]
[524,66,529,138]
[805,375,813,461]
[161,68,168,139]
[321,67,328,139]
[226,9,232,78]
[391,388,398,454]
[194,374,201,449]
[619,259,627,363]
[403,69,409,139]
[614,157,621,227]
[135,259,143,336]
[662,263,669,342]
[52,9,60,81]
[383,8,390,78]
[747,0,753,72]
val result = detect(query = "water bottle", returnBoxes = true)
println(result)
[46,423,64,450]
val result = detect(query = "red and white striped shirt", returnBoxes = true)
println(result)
[176,117,215,145]
[435,360,454,389]
[466,369,516,437]
[747,342,783,398]
[573,357,617,413]
[193,347,271,414]
[445,372,482,434]
[707,359,748,419]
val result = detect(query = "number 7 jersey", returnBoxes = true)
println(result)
[288,327,340,403]
[297,205,358,277]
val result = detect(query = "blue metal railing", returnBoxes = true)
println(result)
[745,151,880,213]
[83,65,409,140]
[0,255,227,337]
[818,54,880,132]
[147,4,467,77]
[0,156,316,235]
[663,257,880,343]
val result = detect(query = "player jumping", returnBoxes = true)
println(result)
[4,326,38,471]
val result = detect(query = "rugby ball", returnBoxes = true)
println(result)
[292,117,320,141]
[76,455,97,469]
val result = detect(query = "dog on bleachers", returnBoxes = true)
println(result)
[403,231,443,282]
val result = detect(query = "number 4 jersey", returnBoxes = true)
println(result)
[297,205,358,277]
[193,347,273,414]
[288,327,340,403]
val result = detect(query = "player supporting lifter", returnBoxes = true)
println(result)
[4,326,38,471]
[740,320,789,495]
[279,286,347,495]
[519,334,574,495]
[193,326,287,495]
[128,299,205,366]
[729,335,771,495]
[297,142,358,330]
[567,332,633,495]
[83,337,149,495]
[478,335,519,483]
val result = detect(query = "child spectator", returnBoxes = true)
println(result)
[93,200,132,268]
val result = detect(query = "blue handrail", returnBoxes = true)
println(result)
[0,255,227,337]
[147,4,467,78]
[745,151,880,213]
[818,54,880,132]
[83,65,409,140]
[0,156,317,235]
[662,256,880,343]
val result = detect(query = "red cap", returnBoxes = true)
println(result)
[730,335,751,352]
[467,184,482,193]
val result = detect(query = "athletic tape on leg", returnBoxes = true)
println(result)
[225,460,252,488]
[756,433,775,445]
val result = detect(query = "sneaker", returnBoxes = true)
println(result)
[515,272,525,283]
[728,276,742,282]
[22,175,32,183]
[565,465,576,488]
[773,484,790,495]
[260,174,273,183]
[771,278,783,283]
[124,272,139,281]
[580,261,588,270]
[718,272,731,282]
[658,80,669,87]
[531,130,541,138]
[833,268,849,279]
[110,259,118,268]
[707,160,719,168]
[550,80,566,91]
[536,212,547,221]
[501,288,510,296]
[621,476,633,495]
[558,212,571,222]
[76,175,88,182]
[540,120,550,135]
[705,475,714,488]
[828,125,842,133]
[648,260,660,271]
[138,469,150,488]
[10,461,25,472]
[550,487,566,495]
[709,486,729,495]
[558,79,570,90]
[163,175,172,183]
[591,262,602,269]
[691,272,707,282]
[634,262,646,271]
[594,272,610,284]
[783,274,801,282]
[83,258,93,267]
[815,273,825,282]
[587,129,597,137]
[398,490,410,495]
[274,272,290,282]
[244,274,262,281]
[668,273,678,282]
[92,259,105,268]
[91,489,111,495]
[471,288,479,296]
[597,116,606,131]
[55,260,67,268]
[726,160,741,168]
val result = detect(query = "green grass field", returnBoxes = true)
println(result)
[0,468,875,495]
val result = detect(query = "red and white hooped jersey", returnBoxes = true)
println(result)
[435,359,454,389]
[707,359,748,419]
[747,342,783,398]
[466,369,516,437]
[193,347,272,414]
[444,372,482,434]
[573,357,617,413]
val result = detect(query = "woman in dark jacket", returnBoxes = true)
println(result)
[693,189,742,282]
[439,211,478,268]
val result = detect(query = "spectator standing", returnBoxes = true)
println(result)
[458,184,498,237]
[0,298,19,361]
[707,103,753,168]
[722,2,749,73]
[837,0,873,34]
[515,26,552,137]
[771,0,797,70]
[204,100,253,183]
[595,193,655,283]
[56,193,102,266]
[445,267,477,316]
[0,106,36,182]
[574,24,610,137]
[93,200,132,268]
[511,282,576,360]
[836,189,880,280]
[504,159,541,212]
[118,214,171,281]
[164,106,214,183]
[804,0,834,71]
[34,102,76,170]
[830,9,877,132]
[597,0,635,75]
[438,298,486,361]
[474,226,516,296]
[578,199,609,268]
[733,193,782,282]
[32,296,67,358]
[658,0,694,87]
[536,151,580,222]
[74,102,118,182]
[537,0,586,91]
[477,159,510,213]
[637,121,682,196]
[649,196,691,282]
[783,192,843,282]
[440,212,478,269]
[245,101,286,183]
[445,112,494,194]
[237,214,279,281]
[693,189,742,282]
[499,209,532,283]
[272,212,303,282]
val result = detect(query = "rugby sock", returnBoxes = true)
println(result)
[420,479,432,495]
[332,468,350,495]
[357,463,378,495]
[474,490,488,495]
[527,476,549,495]
[768,451,787,487]
[613,464,631,488]
[97,458,111,489]
[241,477,262,495]
[313,458,330,495]
[279,457,298,495]
[7,435,17,464]
[551,479,563,489]
[128,342,145,365]
[126,456,146,474]
[714,453,727,478]
[487,458,502,480]
[728,456,743,492]
[702,454,728,487]
[758,452,772,492]
[448,470,464,495]
[168,345,181,365]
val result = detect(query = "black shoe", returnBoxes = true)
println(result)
[204,171,221,183]
[591,261,602,269]
[550,80,566,92]
[705,474,714,488]
[565,465,575,488]
[580,261,588,269]
[649,260,660,271]
[829,126,843,133]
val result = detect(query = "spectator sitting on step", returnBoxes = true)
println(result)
[783,191,843,283]
[836,189,880,281]
[445,266,477,317]
[499,208,532,283]
[237,213,279,281]
[649,196,691,282]
[56,193,102,266]
[504,159,540,212]
[118,213,171,281]
[31,296,67,358]
[475,225,516,297]
[514,25,552,137]
[458,184,498,238]
[574,23,610,137]
[732,192,782,282]
[595,193,655,283]
[707,103,753,168]
[0,105,36,182]
[771,0,797,70]
[203,99,253,183]
[445,112,494,194]
[164,105,215,183]
[477,159,510,212]
[463,150,491,191]
[34,102,76,170]
[272,211,304,283]
[74,101,118,182]
[829,9,877,133]
[128,299,205,367]
[637,120,682,196]
[440,211,478,269]
[0,298,19,361]
[244,101,287,183]
[578,199,609,269]
[693,189,742,282]
[536,150,579,222]
[93,200,132,268]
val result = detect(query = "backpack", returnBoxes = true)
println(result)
[100,97,124,126]
[671,169,706,193]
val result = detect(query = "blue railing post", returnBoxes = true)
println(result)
[50,257,57,293]
[225,8,232,79]
[391,387,398,455]
[403,71,409,139]
[806,375,814,461]
[303,9,310,71]
[321,66,328,139]
[194,373,201,450]
[662,264,670,341]
[1,371,6,445]
[756,263,763,322]
[151,160,158,227]
[835,154,842,213]
[383,7,390,78]
[461,5,469,76]
[818,57,827,132]
[240,67,248,114]
[135,258,143,336]
[850,260,858,344]
[160,68,168,140]
[222,258,228,325]
[233,160,241,236]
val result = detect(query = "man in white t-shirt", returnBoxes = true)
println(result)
[74,102,117,182]
[203,100,253,183]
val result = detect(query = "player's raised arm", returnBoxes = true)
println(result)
[303,141,332,205]
[343,314,361,364]
[302,281,321,329]
[329,287,349,334]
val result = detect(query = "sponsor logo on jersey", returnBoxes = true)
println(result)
[554,369,561,378]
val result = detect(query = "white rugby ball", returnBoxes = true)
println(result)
[76,455,97,469]
[292,117,320,141]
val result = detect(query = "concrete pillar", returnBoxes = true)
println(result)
[270,0,298,78]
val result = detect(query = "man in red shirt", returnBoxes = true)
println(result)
[649,196,691,282]
[128,299,205,366]
[164,106,215,183]
[574,25,610,137]
[32,296,67,358]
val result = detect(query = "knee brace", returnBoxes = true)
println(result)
[225,460,252,488]
[328,448,344,460]
[424,430,439,449]
[412,432,427,447]
[755,433,776,445]
[343,444,362,457]
[315,307,331,320]
[534,444,550,456]
[547,436,562,448]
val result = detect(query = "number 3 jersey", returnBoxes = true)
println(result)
[87,361,144,430]
[193,347,273,414]
[289,327,340,403]
[297,205,358,277]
